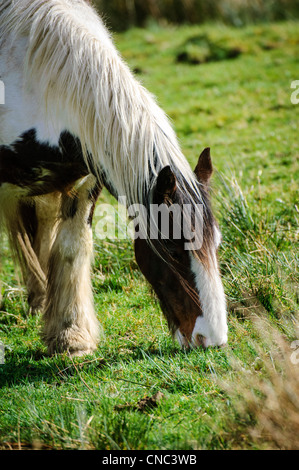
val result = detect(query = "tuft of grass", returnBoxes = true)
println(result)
[176,34,242,65]
[215,172,298,336]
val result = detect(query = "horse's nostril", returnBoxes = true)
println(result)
[195,334,206,347]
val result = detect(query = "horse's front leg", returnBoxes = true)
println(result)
[42,176,102,356]
[23,193,60,313]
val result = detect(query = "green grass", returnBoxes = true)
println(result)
[0,21,298,450]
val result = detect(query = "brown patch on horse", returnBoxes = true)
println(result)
[134,237,202,340]
[134,164,207,341]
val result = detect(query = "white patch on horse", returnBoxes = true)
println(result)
[188,253,228,347]
[0,34,62,147]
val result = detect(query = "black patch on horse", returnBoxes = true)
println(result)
[0,129,89,195]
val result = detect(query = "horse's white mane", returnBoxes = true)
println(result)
[1,0,203,207]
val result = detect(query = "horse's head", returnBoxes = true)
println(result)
[134,148,228,349]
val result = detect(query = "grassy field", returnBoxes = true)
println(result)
[0,21,298,450]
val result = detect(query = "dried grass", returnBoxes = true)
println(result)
[224,317,299,449]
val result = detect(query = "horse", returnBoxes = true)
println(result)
[0,0,228,356]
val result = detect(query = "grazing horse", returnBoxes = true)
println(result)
[0,0,228,356]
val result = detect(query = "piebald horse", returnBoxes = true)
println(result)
[0,0,227,356]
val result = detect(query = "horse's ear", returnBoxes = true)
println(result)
[194,147,213,184]
[155,166,177,202]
